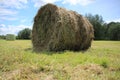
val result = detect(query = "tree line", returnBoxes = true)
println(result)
[0,13,120,40]
[0,28,31,40]
[85,14,120,40]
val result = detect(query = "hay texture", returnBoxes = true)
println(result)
[32,3,94,52]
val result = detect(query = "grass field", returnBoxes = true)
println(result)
[0,40,120,80]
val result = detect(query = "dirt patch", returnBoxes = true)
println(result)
[1,66,57,80]
[1,69,21,80]
[70,64,103,80]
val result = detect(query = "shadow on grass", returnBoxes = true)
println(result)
[24,47,88,55]
[24,48,33,51]
[24,48,64,55]
[34,51,65,55]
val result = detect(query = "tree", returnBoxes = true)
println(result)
[6,34,16,40]
[0,35,6,39]
[107,22,120,40]
[103,23,109,40]
[85,14,105,40]
[17,28,31,39]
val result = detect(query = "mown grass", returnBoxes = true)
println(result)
[0,40,120,80]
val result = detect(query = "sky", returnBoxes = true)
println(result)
[0,0,120,35]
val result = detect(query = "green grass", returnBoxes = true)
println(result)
[0,40,120,80]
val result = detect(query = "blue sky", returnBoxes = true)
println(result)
[0,0,120,35]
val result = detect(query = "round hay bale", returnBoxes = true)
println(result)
[32,3,94,52]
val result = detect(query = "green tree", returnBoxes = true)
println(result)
[6,34,16,40]
[107,22,120,40]
[17,28,31,39]
[103,23,109,40]
[0,35,6,39]
[85,14,105,40]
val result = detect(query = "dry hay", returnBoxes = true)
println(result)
[32,3,94,52]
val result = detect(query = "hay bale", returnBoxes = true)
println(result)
[6,34,16,41]
[32,3,94,52]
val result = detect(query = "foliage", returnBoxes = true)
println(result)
[107,22,120,40]
[6,34,16,41]
[0,35,6,39]
[17,28,31,39]
[85,14,120,41]
[85,14,105,40]
[101,61,108,68]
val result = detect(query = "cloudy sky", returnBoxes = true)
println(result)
[0,0,120,35]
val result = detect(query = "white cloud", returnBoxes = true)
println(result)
[43,0,60,3]
[0,0,95,21]
[0,24,5,27]
[0,8,17,16]
[20,19,27,23]
[0,8,18,21]
[62,0,95,6]
[0,17,17,21]
[0,24,32,35]
[32,0,94,8]
[0,0,28,9]
[0,0,28,21]
[106,18,120,23]
[19,0,28,4]
[32,0,45,8]
[32,0,61,8]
